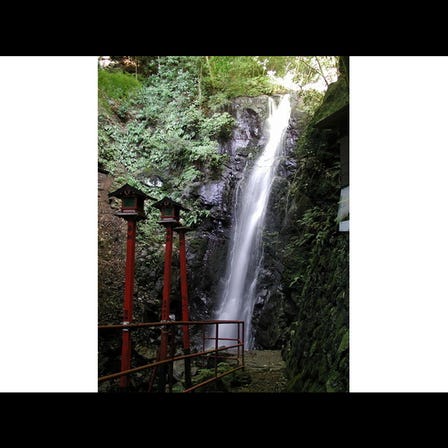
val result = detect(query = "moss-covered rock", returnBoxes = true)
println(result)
[281,59,349,392]
[312,77,348,125]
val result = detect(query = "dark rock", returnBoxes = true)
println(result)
[199,181,225,207]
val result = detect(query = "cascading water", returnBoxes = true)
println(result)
[213,94,291,348]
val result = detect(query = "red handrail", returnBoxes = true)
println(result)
[98,319,244,392]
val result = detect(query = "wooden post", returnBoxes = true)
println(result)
[176,227,192,388]
[152,196,190,392]
[108,183,153,391]
[120,219,137,389]
[160,225,173,359]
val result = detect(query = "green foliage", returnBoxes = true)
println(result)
[98,69,141,103]
[204,56,274,99]
[207,91,231,113]
[200,112,235,140]
[191,362,249,392]
[99,57,234,203]
[301,89,324,115]
[191,362,230,391]
[183,206,211,228]
[98,124,119,168]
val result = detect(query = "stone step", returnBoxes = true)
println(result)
[230,350,287,393]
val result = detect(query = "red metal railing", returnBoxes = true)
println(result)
[98,320,244,392]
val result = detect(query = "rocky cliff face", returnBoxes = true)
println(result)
[187,94,305,348]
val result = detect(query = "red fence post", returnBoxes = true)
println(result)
[160,225,174,359]
[152,197,189,392]
[176,226,192,388]
[177,228,190,349]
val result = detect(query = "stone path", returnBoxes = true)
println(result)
[230,350,288,393]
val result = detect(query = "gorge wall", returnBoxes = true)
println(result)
[281,59,349,392]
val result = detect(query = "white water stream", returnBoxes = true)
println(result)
[213,94,291,348]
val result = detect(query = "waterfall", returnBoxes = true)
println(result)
[213,94,291,349]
